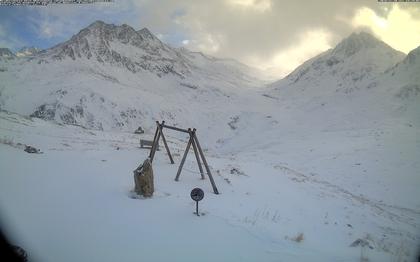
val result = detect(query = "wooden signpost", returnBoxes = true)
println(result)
[149,121,219,194]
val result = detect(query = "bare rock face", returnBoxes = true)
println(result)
[133,158,154,197]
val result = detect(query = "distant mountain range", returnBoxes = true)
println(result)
[0,21,267,132]
[0,21,419,133]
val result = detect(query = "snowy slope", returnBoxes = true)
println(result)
[0,106,419,262]
[376,45,420,123]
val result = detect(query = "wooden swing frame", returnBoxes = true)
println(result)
[149,121,219,194]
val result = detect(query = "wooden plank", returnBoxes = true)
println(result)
[161,124,190,133]
[191,130,205,179]
[175,129,193,181]
[141,139,157,148]
[193,133,219,194]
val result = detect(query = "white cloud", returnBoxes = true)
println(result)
[351,4,420,53]
[193,33,225,54]
[228,0,272,12]
[245,29,333,77]
[135,0,386,78]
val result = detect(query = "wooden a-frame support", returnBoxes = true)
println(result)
[149,121,219,194]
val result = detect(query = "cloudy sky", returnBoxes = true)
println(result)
[0,0,419,77]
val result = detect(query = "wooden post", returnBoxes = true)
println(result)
[175,129,193,181]
[158,121,175,164]
[149,123,160,160]
[150,121,161,163]
[191,129,205,179]
[193,133,219,194]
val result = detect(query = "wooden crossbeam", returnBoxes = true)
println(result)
[161,124,189,133]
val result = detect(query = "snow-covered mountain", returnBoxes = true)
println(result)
[42,21,190,77]
[375,45,420,121]
[265,32,415,129]
[0,21,267,133]
[382,45,420,98]
[271,32,404,94]
[15,46,41,57]
[39,20,263,82]
[0,48,15,60]
[0,27,417,134]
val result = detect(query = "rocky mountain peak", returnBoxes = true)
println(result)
[75,20,139,44]
[40,20,190,77]
[49,20,164,55]
[332,31,392,57]
[137,28,155,40]
[0,48,16,59]
[88,20,106,28]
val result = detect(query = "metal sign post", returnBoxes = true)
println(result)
[190,188,204,216]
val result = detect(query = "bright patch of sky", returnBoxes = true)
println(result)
[350,5,420,53]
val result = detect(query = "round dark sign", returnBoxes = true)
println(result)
[190,188,204,201]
